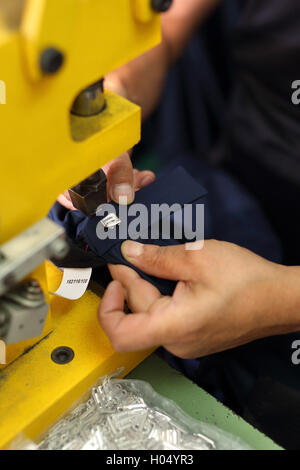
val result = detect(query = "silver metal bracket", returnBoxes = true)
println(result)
[0,279,49,344]
[101,214,121,229]
[0,218,69,297]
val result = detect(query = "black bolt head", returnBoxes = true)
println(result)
[0,312,7,327]
[40,47,64,74]
[151,0,173,13]
[51,346,74,365]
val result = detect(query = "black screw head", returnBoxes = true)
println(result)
[51,346,74,365]
[0,311,8,327]
[0,309,10,338]
[3,273,15,290]
[25,279,42,295]
[151,0,173,13]
[40,47,64,74]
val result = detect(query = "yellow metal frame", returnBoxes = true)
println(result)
[0,0,160,242]
[0,0,161,448]
[0,262,154,449]
[0,263,53,368]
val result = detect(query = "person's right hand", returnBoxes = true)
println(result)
[98,239,292,359]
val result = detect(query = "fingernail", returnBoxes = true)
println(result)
[111,184,134,204]
[122,241,144,260]
[140,176,154,188]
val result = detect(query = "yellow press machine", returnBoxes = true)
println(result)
[0,0,170,449]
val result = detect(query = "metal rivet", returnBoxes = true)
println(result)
[3,273,15,289]
[40,48,65,74]
[51,346,74,365]
[49,238,69,259]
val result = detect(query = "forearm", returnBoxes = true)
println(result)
[105,0,222,119]
[105,42,169,120]
[100,240,300,358]
[267,266,300,333]
[231,265,300,346]
[163,0,222,63]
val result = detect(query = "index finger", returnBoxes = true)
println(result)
[98,280,163,352]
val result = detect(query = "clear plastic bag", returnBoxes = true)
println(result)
[34,371,250,450]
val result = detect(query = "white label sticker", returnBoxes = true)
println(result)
[52,268,92,300]
[0,340,6,364]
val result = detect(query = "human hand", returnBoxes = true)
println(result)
[57,152,155,210]
[98,240,287,358]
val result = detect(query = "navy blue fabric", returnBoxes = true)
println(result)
[135,0,240,167]
[132,0,300,446]
[49,164,282,296]
[230,0,300,185]
[82,166,207,257]
[49,167,208,296]
[50,1,300,445]
[159,156,282,265]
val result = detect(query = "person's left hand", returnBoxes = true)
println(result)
[98,239,290,358]
[57,152,155,210]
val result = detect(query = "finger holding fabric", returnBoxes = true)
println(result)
[99,240,299,359]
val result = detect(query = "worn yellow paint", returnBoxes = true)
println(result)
[0,0,160,243]
[0,262,154,449]
[0,263,53,369]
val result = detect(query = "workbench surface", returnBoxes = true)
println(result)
[128,354,281,450]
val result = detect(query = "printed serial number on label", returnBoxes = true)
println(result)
[52,268,92,300]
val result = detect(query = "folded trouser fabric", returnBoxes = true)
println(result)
[49,166,207,295]
[49,162,287,442]
[49,164,282,294]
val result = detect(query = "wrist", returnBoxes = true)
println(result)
[236,263,300,341]
[273,265,300,332]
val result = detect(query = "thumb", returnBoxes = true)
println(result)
[104,153,134,205]
[121,241,192,281]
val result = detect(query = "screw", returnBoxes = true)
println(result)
[49,238,69,260]
[21,279,44,301]
[40,47,65,74]
[0,309,10,338]
[51,346,74,365]
[151,0,173,13]
[26,279,42,293]
[3,273,15,289]
[0,311,8,327]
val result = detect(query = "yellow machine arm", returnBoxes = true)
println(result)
[0,0,169,449]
